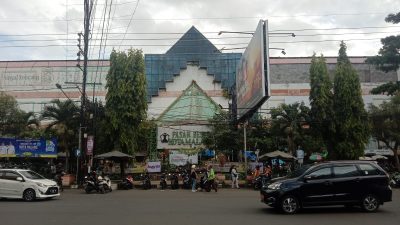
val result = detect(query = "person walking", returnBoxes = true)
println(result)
[230,165,239,189]
[207,165,217,192]
[190,165,197,192]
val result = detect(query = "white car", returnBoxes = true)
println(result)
[0,169,60,201]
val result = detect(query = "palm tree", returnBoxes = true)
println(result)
[271,103,310,155]
[41,99,80,172]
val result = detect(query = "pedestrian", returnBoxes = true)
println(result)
[230,165,239,189]
[190,165,197,192]
[207,165,217,192]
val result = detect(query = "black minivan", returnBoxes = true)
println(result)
[260,161,392,214]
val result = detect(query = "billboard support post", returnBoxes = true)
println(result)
[243,120,247,172]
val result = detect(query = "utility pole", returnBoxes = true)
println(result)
[75,0,92,185]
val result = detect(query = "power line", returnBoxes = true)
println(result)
[117,0,140,50]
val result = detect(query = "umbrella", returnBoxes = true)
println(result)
[94,151,134,176]
[309,153,323,161]
[94,151,134,159]
[371,155,388,160]
[259,150,294,160]
[359,156,373,161]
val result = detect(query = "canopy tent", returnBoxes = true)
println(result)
[259,150,295,160]
[94,151,134,177]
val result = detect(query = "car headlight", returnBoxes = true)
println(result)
[267,182,282,190]
[35,182,46,188]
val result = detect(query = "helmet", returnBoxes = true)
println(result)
[191,165,196,169]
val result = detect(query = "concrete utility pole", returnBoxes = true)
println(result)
[75,0,92,184]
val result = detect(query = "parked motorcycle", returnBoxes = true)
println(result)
[160,173,167,190]
[98,175,112,193]
[141,173,151,190]
[253,175,270,190]
[390,172,400,188]
[84,174,105,194]
[118,175,134,190]
[199,174,211,192]
[54,172,65,192]
[181,170,191,189]
[170,173,179,190]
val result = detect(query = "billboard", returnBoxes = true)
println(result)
[236,20,270,120]
[0,138,57,158]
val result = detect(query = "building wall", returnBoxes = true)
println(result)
[148,63,228,119]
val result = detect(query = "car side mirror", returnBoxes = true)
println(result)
[16,177,24,182]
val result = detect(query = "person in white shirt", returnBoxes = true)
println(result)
[230,165,240,189]
[6,143,15,155]
[0,142,7,155]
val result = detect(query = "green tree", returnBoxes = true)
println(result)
[0,91,38,137]
[367,12,400,95]
[270,102,310,155]
[105,49,147,154]
[41,99,80,172]
[309,53,335,157]
[369,94,400,171]
[202,111,241,160]
[333,41,370,159]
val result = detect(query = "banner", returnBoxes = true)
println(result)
[0,138,57,158]
[169,151,198,166]
[87,136,94,156]
[147,161,161,173]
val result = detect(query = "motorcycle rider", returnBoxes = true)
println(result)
[207,165,217,192]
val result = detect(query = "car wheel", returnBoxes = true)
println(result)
[23,189,36,202]
[361,194,380,212]
[280,195,299,214]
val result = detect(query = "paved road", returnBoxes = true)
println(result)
[1,188,399,225]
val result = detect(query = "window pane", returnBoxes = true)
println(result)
[309,167,332,179]
[333,166,360,178]
[4,172,19,180]
[359,164,380,176]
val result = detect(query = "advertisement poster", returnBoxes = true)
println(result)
[169,151,198,166]
[147,161,161,173]
[0,138,57,158]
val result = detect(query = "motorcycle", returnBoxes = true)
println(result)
[54,172,65,192]
[141,173,151,190]
[181,171,191,189]
[98,175,112,193]
[170,173,179,190]
[199,174,211,192]
[160,173,167,190]
[84,175,105,194]
[390,172,400,188]
[118,175,134,190]
[253,174,270,190]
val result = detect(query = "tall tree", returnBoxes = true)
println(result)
[105,49,147,154]
[270,102,310,155]
[41,99,80,172]
[333,42,370,159]
[0,91,38,137]
[369,94,400,171]
[366,12,400,95]
[202,111,241,159]
[309,53,335,156]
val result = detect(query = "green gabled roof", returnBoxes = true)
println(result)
[157,81,222,125]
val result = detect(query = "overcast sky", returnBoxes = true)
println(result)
[0,0,399,61]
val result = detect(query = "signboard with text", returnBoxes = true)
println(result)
[0,138,57,158]
[147,161,161,173]
[157,125,210,149]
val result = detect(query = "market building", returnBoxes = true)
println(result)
[0,26,398,157]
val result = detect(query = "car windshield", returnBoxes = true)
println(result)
[287,164,312,178]
[19,170,45,180]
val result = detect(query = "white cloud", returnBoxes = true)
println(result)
[0,0,399,60]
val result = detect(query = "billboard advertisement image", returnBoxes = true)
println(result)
[236,20,269,120]
[0,138,57,158]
